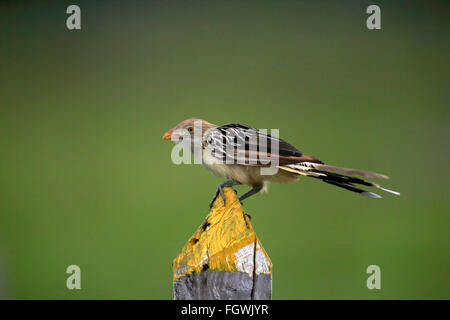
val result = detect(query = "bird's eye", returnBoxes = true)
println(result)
[187,127,194,133]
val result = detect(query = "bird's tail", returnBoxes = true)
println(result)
[278,162,400,198]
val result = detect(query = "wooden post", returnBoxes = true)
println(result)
[173,187,272,300]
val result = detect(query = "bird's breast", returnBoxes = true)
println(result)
[201,149,273,185]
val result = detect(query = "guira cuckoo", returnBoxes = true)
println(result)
[163,119,399,208]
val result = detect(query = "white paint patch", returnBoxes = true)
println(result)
[233,243,255,276]
[233,242,271,276]
[255,242,271,275]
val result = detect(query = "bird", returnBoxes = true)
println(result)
[162,118,399,208]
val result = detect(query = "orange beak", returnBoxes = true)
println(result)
[162,129,173,140]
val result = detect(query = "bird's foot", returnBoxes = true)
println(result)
[209,180,241,209]
[208,183,230,209]
[209,188,220,209]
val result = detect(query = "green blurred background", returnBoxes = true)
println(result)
[0,0,448,299]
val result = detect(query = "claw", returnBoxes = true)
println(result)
[209,185,228,208]
[209,188,220,209]
[219,186,226,206]
[208,180,241,209]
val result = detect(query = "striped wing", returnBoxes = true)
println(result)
[203,123,318,165]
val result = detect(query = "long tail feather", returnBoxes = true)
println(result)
[279,162,400,198]
[322,179,382,198]
[313,164,389,179]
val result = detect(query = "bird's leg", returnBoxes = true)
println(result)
[239,184,264,204]
[209,180,241,209]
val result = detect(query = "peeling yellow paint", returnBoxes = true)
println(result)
[173,187,272,281]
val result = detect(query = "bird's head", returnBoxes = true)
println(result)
[162,118,216,149]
